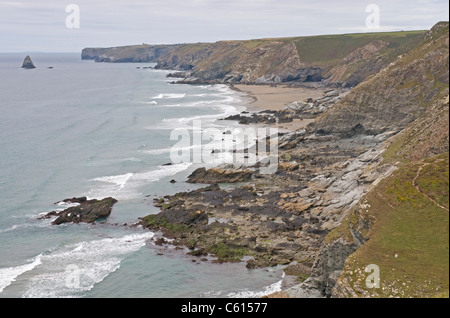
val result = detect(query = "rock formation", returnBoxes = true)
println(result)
[139,22,449,298]
[81,44,182,63]
[187,167,253,184]
[82,30,426,86]
[41,197,118,225]
[21,55,36,69]
[314,22,449,136]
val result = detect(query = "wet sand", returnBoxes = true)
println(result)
[233,84,326,131]
[233,84,326,111]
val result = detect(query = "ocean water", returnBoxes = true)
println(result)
[0,53,284,298]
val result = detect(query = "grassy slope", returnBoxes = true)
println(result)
[327,24,449,298]
[314,23,448,135]
[339,152,449,298]
[218,30,426,67]
[332,91,449,297]
[295,31,426,69]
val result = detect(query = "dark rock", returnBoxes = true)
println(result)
[187,167,253,184]
[154,237,167,246]
[56,197,87,204]
[44,197,117,225]
[21,56,36,69]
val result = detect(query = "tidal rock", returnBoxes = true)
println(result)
[21,56,36,69]
[43,197,118,225]
[187,167,253,184]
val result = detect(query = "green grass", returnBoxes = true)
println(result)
[339,153,449,297]
[295,31,426,69]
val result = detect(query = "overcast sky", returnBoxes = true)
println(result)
[0,0,448,52]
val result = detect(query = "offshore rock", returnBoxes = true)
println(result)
[21,55,36,69]
[42,197,118,225]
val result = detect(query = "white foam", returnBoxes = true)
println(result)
[152,93,186,99]
[147,104,239,131]
[227,273,284,298]
[132,162,192,182]
[93,173,133,190]
[88,163,191,200]
[0,217,56,233]
[22,232,153,298]
[0,254,42,293]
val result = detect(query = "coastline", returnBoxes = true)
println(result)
[140,79,397,298]
[228,84,330,131]
[231,84,326,112]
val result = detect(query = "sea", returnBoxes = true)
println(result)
[0,53,285,298]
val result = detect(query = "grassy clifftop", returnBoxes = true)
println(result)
[81,44,182,63]
[333,151,449,298]
[82,29,426,87]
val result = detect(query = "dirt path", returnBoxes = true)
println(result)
[413,162,449,212]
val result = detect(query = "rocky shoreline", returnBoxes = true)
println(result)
[137,85,398,297]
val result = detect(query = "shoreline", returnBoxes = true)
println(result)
[140,79,394,298]
[231,84,327,112]
[229,83,329,131]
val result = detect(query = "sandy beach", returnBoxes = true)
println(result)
[233,84,327,131]
[234,84,326,111]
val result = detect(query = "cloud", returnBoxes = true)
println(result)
[0,0,448,52]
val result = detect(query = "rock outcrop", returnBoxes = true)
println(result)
[187,167,253,184]
[21,55,36,69]
[82,30,426,86]
[314,22,449,136]
[41,197,118,225]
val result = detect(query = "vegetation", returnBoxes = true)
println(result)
[338,153,449,298]
[294,31,426,69]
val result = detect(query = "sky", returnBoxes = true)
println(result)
[0,0,448,52]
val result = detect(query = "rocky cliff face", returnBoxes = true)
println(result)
[314,22,449,136]
[82,30,425,86]
[156,40,323,84]
[81,44,182,63]
[299,23,449,298]
[155,31,425,86]
[329,95,449,298]
[279,22,449,298]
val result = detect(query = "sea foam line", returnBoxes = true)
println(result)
[226,273,285,298]
[0,254,42,293]
[152,93,186,99]
[89,162,192,200]
[22,232,153,298]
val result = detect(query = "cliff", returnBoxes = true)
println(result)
[82,30,425,86]
[330,95,449,298]
[299,22,449,298]
[314,22,449,136]
[81,44,182,63]
[80,22,449,298]
[155,31,425,86]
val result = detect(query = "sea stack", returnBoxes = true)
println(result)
[21,55,36,69]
